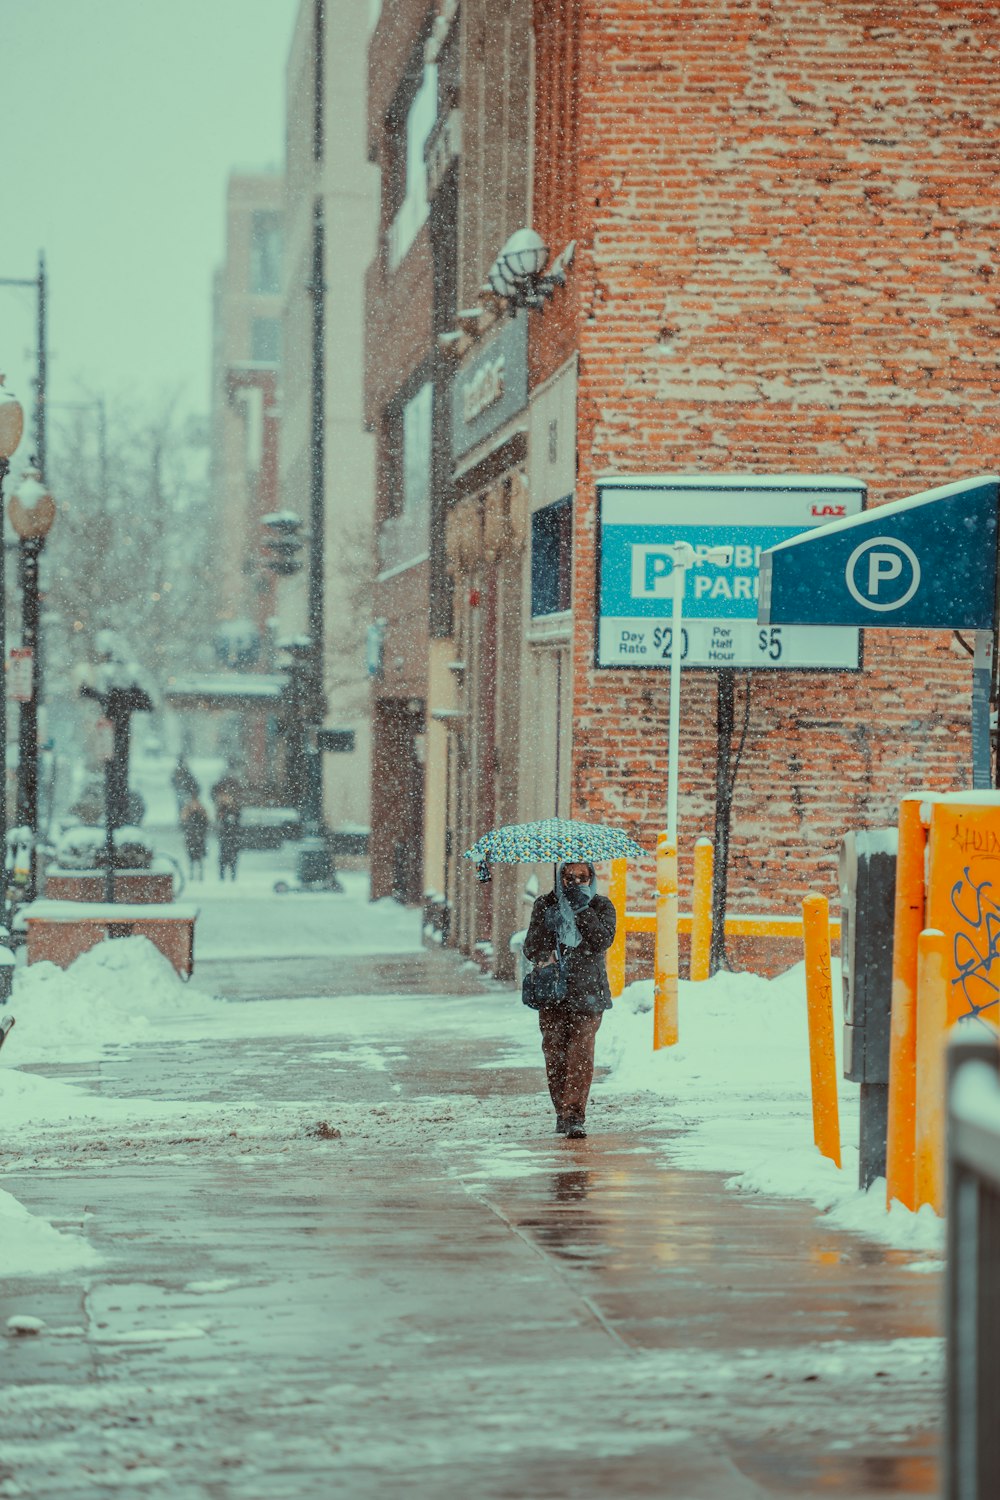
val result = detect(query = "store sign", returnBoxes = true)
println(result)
[451,311,528,462]
[7,647,33,702]
[596,474,865,670]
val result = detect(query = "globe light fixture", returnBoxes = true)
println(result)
[499,227,548,280]
[0,377,24,465]
[483,229,576,314]
[7,468,56,541]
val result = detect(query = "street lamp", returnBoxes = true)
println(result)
[654,542,732,1052]
[485,228,576,313]
[0,380,24,911]
[7,465,55,900]
[79,632,153,903]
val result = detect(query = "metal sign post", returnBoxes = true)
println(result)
[652,542,732,1049]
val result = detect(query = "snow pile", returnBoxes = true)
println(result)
[596,962,944,1255]
[4,936,216,1062]
[0,1186,101,1276]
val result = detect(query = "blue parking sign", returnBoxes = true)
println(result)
[759,474,999,630]
[596,475,865,669]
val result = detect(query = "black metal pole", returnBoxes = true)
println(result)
[710,668,735,974]
[306,198,326,832]
[16,536,42,896]
[0,460,7,924]
[35,254,46,479]
[103,754,116,904]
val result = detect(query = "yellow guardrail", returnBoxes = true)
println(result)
[606,848,841,1001]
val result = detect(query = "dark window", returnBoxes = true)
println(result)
[250,317,280,365]
[250,210,282,293]
[531,497,573,617]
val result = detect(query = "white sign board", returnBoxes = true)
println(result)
[7,647,33,702]
[596,475,865,669]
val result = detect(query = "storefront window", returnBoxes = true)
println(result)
[389,64,437,267]
[531,497,573,616]
[250,210,282,294]
[403,381,433,514]
[378,381,434,574]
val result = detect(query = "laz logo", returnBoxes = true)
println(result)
[811,504,846,518]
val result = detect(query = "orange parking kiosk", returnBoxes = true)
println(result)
[925,792,1000,1028]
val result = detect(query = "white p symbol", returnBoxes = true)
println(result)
[630,544,676,598]
[845,537,920,612]
[867,551,903,595]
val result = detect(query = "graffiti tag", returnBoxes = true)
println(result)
[950,865,1000,1019]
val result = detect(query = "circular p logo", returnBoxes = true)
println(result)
[845,536,921,613]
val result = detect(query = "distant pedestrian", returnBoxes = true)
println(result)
[214,789,242,882]
[522,862,616,1139]
[179,793,209,880]
[171,758,199,813]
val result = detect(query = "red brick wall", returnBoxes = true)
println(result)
[530,0,583,386]
[568,0,998,918]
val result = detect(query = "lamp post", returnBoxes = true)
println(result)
[80,633,153,903]
[7,467,55,901]
[0,381,25,915]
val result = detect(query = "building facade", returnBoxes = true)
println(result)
[553,0,998,941]
[206,172,285,790]
[366,0,998,978]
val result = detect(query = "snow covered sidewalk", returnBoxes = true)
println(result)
[0,869,944,1497]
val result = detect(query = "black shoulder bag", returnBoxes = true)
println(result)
[522,943,567,1009]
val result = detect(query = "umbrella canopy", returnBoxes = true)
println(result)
[465,817,648,876]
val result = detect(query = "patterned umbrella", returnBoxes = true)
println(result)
[465,817,648,881]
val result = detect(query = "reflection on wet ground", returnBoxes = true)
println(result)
[196,951,490,1000]
[6,944,943,1497]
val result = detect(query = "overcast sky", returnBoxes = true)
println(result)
[1,0,300,464]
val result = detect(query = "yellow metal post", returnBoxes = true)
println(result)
[886,795,927,1212]
[654,830,679,1048]
[802,892,842,1168]
[690,837,713,981]
[607,858,627,999]
[914,927,947,1215]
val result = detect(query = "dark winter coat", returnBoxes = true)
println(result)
[180,802,209,859]
[216,802,241,859]
[523,889,617,1014]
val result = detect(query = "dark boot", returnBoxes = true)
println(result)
[564,1119,587,1139]
[555,1115,568,1134]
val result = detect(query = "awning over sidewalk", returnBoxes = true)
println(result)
[164,673,286,713]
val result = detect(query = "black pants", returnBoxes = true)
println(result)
[537,1007,603,1122]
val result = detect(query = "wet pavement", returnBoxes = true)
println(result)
[0,859,943,1499]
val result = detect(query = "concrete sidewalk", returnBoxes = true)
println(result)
[0,890,941,1499]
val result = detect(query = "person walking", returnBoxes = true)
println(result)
[522,861,617,1139]
[214,787,242,882]
[171,757,199,813]
[179,793,209,881]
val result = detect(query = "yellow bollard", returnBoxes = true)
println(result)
[802,892,842,1168]
[886,796,927,1211]
[607,859,627,1000]
[654,830,679,1048]
[690,837,713,982]
[914,928,947,1215]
